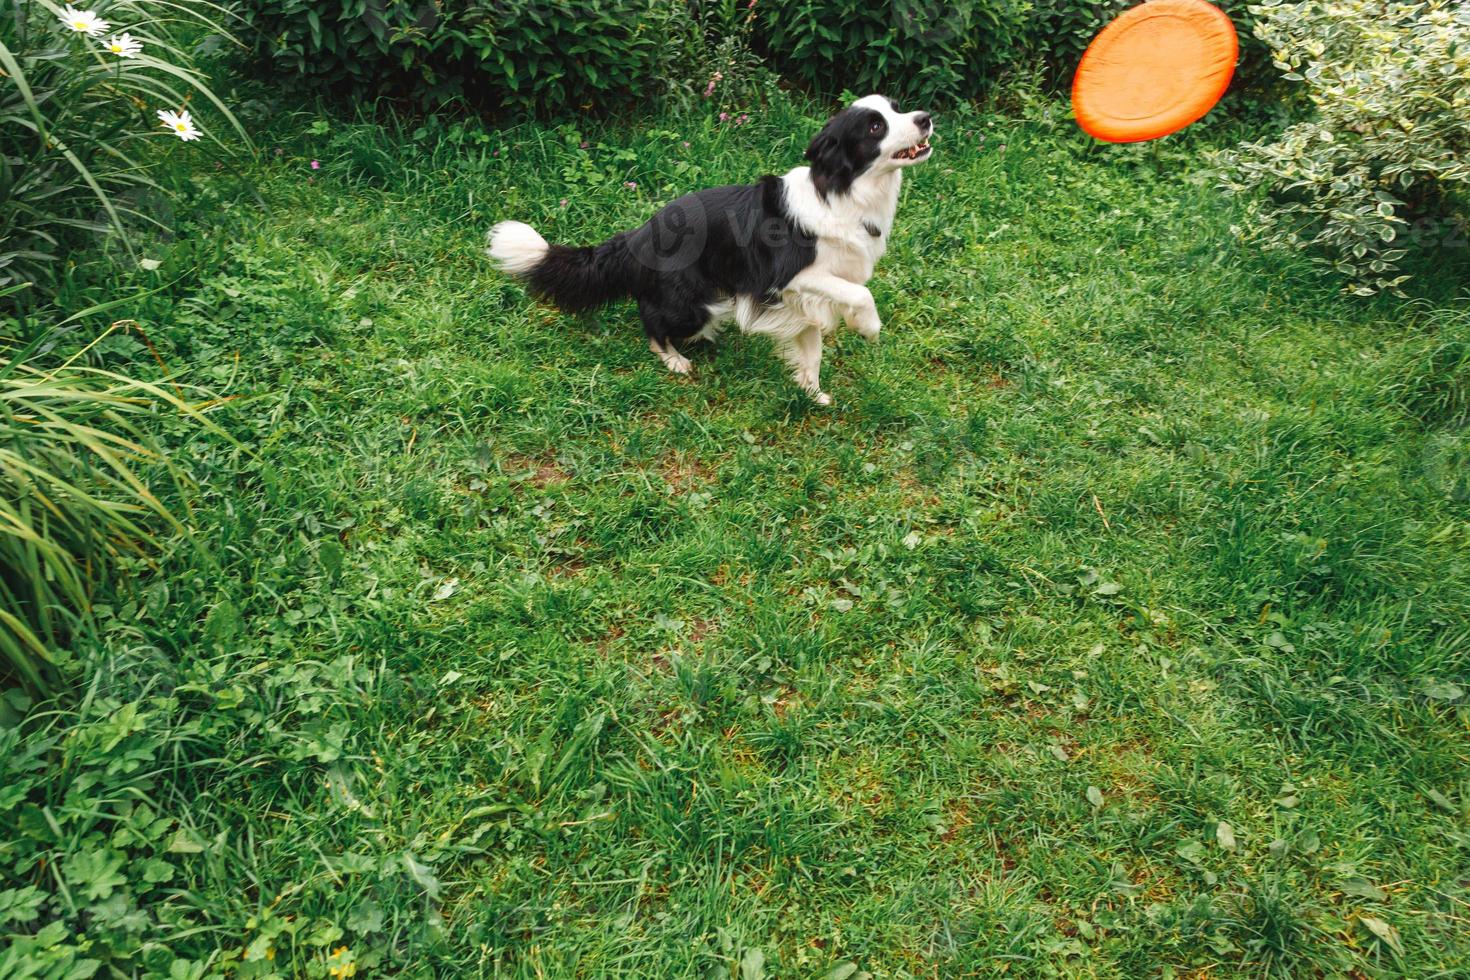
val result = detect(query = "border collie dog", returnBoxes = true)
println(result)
[488,95,932,405]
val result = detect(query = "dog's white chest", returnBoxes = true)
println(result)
[814,230,883,285]
[802,169,899,286]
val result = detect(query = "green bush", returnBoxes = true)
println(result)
[243,0,682,111]
[1216,0,1470,295]
[240,0,1285,113]
[0,0,246,301]
[753,0,1029,105]
[1022,0,1131,85]
[670,0,776,111]
[752,0,1273,105]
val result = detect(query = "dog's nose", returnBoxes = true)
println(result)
[914,112,932,134]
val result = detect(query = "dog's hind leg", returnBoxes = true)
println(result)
[639,297,701,375]
[648,337,693,375]
[695,297,736,344]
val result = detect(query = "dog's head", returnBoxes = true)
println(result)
[805,94,933,198]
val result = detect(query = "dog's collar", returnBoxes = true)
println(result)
[863,221,882,238]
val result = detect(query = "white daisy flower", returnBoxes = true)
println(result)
[59,6,109,37]
[104,33,144,58]
[157,108,201,142]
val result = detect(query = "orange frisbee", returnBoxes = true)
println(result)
[1072,0,1237,143]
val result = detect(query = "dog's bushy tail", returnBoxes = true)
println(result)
[487,221,633,314]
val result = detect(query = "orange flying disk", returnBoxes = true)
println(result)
[1072,0,1238,143]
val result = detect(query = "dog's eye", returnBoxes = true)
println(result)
[869,121,883,135]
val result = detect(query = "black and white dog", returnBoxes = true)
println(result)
[488,95,932,405]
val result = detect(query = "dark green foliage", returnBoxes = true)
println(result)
[1023,0,1132,86]
[754,0,1030,104]
[242,0,445,91]
[242,0,677,110]
[241,0,1278,113]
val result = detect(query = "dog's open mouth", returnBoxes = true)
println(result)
[892,140,932,161]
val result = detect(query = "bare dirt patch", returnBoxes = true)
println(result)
[658,451,717,492]
[505,453,571,487]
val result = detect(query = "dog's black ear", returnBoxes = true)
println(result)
[805,115,854,199]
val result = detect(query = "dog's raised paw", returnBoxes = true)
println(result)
[853,313,882,341]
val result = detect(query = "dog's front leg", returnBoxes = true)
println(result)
[778,325,830,405]
[787,271,882,341]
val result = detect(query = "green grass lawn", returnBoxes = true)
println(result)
[7,97,1470,977]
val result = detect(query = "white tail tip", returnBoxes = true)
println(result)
[487,221,549,277]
